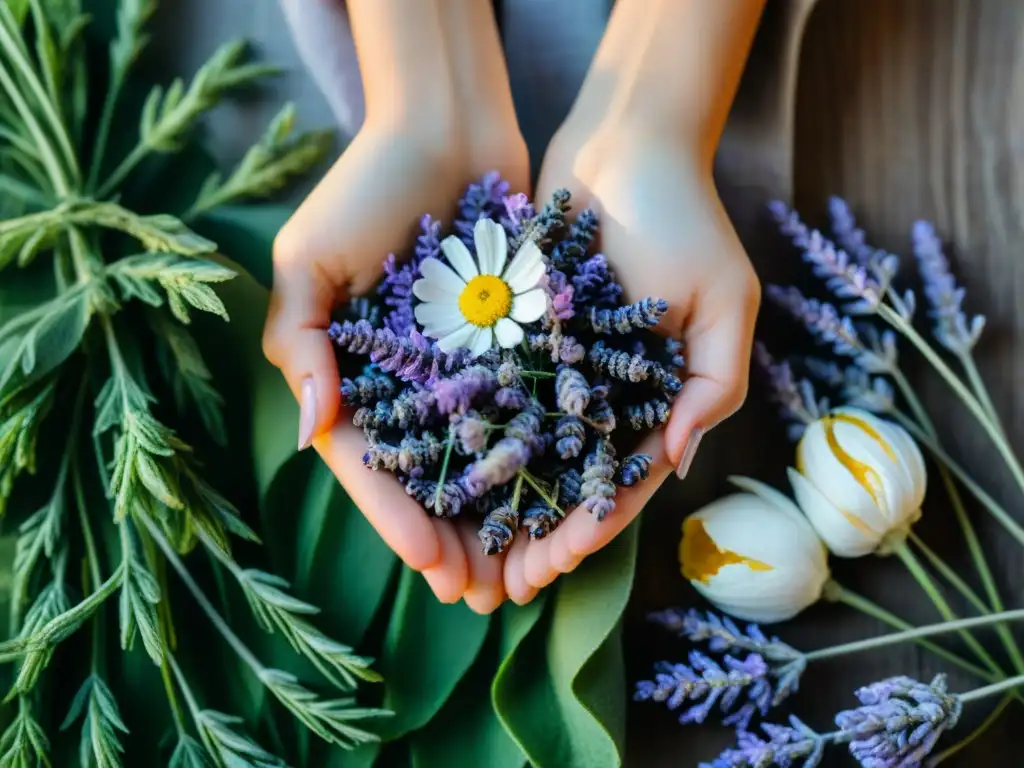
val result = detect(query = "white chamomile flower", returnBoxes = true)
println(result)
[412,218,547,357]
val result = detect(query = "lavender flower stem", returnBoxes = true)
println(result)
[908,532,990,615]
[826,582,997,682]
[519,370,556,379]
[879,302,1024,497]
[889,368,1024,675]
[433,425,456,512]
[926,693,1013,766]
[959,673,1024,704]
[518,470,564,517]
[892,411,1024,547]
[893,543,1007,680]
[959,351,1005,437]
[805,606,1024,662]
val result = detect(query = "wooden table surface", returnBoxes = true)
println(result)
[170,1,1024,764]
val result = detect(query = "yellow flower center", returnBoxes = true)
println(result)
[459,274,513,328]
[679,517,773,584]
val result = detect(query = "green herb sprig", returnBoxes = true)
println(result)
[0,2,383,765]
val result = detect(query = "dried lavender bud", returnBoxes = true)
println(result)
[340,371,395,405]
[584,398,617,435]
[453,410,489,454]
[546,269,575,322]
[433,365,499,414]
[522,503,559,540]
[588,298,669,335]
[556,366,591,416]
[558,469,584,508]
[346,296,381,326]
[618,454,653,487]
[665,338,685,369]
[496,358,521,387]
[510,188,571,251]
[550,208,598,271]
[363,432,443,473]
[572,253,623,308]
[405,477,469,518]
[455,171,510,246]
[479,505,518,554]
[588,341,682,394]
[466,438,530,496]
[329,320,469,384]
[624,399,671,430]
[554,415,585,459]
[504,403,546,455]
[495,386,530,410]
[581,441,618,520]
[390,388,437,428]
[528,332,585,365]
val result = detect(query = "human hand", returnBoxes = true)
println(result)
[263,115,530,612]
[503,121,760,603]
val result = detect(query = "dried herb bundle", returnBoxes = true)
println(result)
[0,1,387,764]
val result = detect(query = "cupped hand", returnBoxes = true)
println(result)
[263,118,529,613]
[503,122,760,604]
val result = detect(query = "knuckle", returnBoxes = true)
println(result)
[272,220,307,268]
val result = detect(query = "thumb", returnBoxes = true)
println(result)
[263,251,343,450]
[665,274,759,479]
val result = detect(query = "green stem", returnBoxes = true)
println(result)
[805,606,1024,661]
[926,694,1013,766]
[519,370,555,379]
[142,516,265,675]
[893,411,1024,547]
[433,425,456,512]
[829,583,996,682]
[0,59,68,195]
[73,460,104,670]
[167,654,202,738]
[890,370,1024,675]
[96,143,149,200]
[893,543,1006,679]
[85,75,126,193]
[880,303,1024,498]
[0,8,79,187]
[959,351,1003,436]
[518,469,564,516]
[909,533,988,615]
[960,673,1024,703]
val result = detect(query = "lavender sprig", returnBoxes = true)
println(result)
[911,220,985,354]
[753,343,828,440]
[701,716,826,768]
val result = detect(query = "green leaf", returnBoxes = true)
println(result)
[0,285,91,396]
[107,254,235,324]
[85,203,218,255]
[195,204,291,290]
[7,0,28,24]
[377,568,491,740]
[409,599,548,768]
[291,457,398,646]
[492,521,639,768]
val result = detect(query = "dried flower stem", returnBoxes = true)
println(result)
[518,470,564,517]
[433,425,456,512]
[879,303,1024,498]
[889,368,1024,675]
[959,352,1004,437]
[892,543,1007,680]
[959,673,1024,704]
[825,582,996,682]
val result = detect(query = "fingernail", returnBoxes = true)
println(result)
[298,378,316,450]
[675,427,704,480]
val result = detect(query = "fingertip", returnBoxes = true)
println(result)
[421,521,468,603]
[523,537,558,590]
[503,536,537,605]
[464,589,505,615]
[456,523,506,614]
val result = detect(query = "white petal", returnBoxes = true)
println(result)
[440,235,479,283]
[510,288,547,323]
[789,467,879,557]
[415,302,464,338]
[468,326,494,358]
[474,218,508,276]
[494,317,524,348]
[502,240,544,293]
[417,258,466,297]
[437,323,475,353]
[727,475,825,566]
[698,495,813,570]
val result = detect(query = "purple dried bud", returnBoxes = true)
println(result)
[453,410,489,454]
[581,441,618,520]
[545,269,576,322]
[433,365,499,415]
[495,386,530,410]
[406,477,469,517]
[502,193,535,232]
[558,469,584,508]
[496,358,521,387]
[466,438,530,496]
[572,253,623,309]
[624,399,671,430]
[329,320,469,385]
[479,505,518,555]
[618,454,653,486]
[554,415,586,459]
[363,432,443,473]
[527,332,585,365]
[522,504,559,540]
[510,188,571,251]
[504,403,546,455]
[589,298,669,335]
[556,366,591,416]
[587,341,651,383]
[340,372,395,405]
[665,338,686,369]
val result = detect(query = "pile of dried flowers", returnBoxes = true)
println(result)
[327,173,683,554]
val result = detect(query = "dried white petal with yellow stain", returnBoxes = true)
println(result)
[788,406,926,558]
